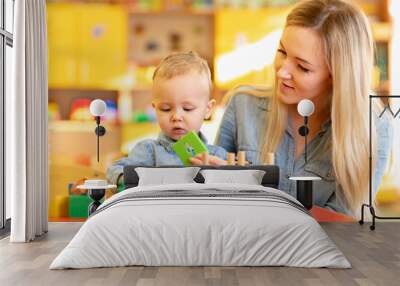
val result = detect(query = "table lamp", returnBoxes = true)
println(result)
[89,99,107,162]
[290,99,321,210]
[297,99,314,164]
[77,99,116,215]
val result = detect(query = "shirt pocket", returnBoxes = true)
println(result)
[304,160,335,182]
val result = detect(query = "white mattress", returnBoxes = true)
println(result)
[50,183,351,269]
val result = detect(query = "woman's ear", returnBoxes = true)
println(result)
[205,99,216,120]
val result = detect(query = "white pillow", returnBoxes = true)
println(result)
[135,167,200,186]
[200,169,266,185]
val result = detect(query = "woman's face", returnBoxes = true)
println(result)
[274,26,332,108]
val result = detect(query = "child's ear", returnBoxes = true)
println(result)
[204,99,216,120]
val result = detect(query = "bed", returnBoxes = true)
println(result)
[50,165,350,269]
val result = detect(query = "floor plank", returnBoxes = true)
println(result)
[0,222,399,286]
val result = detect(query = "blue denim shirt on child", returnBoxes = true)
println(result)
[107,132,227,185]
[215,91,393,215]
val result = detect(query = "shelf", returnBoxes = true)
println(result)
[49,120,120,133]
[129,8,214,16]
[49,87,119,92]
[130,86,152,92]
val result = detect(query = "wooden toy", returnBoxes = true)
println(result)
[227,152,236,165]
[237,151,246,166]
[266,152,275,165]
[202,152,209,165]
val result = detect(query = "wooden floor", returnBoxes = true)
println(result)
[0,222,399,286]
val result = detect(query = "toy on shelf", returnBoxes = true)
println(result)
[74,154,92,167]
[48,102,61,121]
[69,195,93,218]
[70,98,92,121]
[103,99,118,123]
[132,106,158,123]
[69,98,118,123]
[132,111,152,123]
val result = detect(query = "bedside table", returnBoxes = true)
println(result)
[289,176,321,210]
[77,180,116,216]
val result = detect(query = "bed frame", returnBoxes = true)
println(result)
[123,165,280,190]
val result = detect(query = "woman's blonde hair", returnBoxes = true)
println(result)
[259,0,376,212]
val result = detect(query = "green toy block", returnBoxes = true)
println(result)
[172,131,208,165]
[117,182,125,193]
[69,195,92,218]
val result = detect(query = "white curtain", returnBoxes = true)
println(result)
[7,0,48,242]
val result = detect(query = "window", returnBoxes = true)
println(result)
[5,0,13,33]
[1,0,14,233]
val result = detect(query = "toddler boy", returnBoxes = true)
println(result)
[107,52,227,184]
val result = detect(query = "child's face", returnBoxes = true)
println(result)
[152,71,215,141]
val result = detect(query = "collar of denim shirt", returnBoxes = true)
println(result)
[157,131,209,153]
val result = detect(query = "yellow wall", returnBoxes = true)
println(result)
[214,7,291,89]
[47,3,128,89]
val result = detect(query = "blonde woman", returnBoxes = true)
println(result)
[191,0,393,215]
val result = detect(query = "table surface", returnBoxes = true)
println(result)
[310,206,355,222]
[289,176,322,181]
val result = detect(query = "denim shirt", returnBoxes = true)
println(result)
[107,132,227,184]
[215,93,393,215]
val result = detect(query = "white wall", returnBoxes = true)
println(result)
[390,0,400,183]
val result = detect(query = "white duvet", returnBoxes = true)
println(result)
[50,183,351,269]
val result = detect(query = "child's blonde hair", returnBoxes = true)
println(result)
[153,51,212,93]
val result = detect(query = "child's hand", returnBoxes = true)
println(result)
[189,154,227,166]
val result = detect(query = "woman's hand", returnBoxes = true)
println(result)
[189,154,227,166]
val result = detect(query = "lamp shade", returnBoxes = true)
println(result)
[297,99,315,117]
[89,99,107,117]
